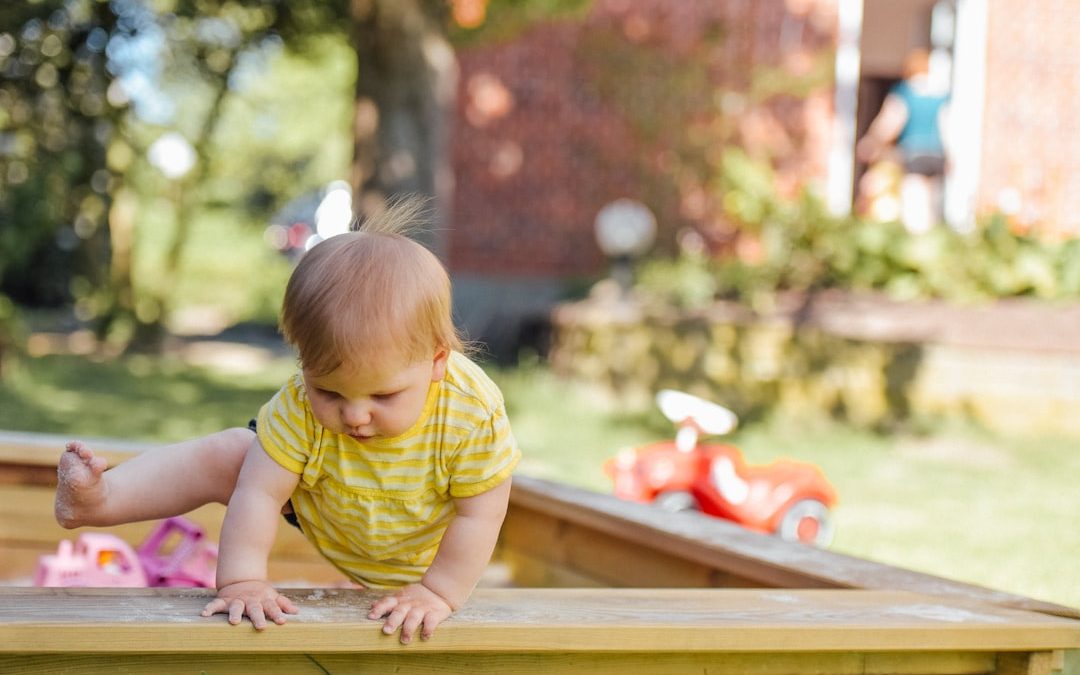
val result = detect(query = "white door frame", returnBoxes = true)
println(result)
[943,0,988,231]
[827,0,987,230]
[826,0,864,216]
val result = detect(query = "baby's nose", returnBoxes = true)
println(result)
[341,401,372,427]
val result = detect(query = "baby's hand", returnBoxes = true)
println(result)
[368,583,453,644]
[201,580,299,630]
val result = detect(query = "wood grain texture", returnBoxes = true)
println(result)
[0,588,1077,654]
[0,651,1002,674]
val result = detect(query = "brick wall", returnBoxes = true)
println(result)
[448,0,838,278]
[450,0,1080,282]
[449,20,643,278]
[980,0,1080,237]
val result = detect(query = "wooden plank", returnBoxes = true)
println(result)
[0,486,349,585]
[508,475,1080,620]
[996,651,1054,675]
[0,485,337,565]
[1,588,1077,654]
[0,429,144,467]
[0,651,1000,674]
[501,508,717,587]
[497,548,608,588]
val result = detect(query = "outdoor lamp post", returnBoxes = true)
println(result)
[594,198,657,295]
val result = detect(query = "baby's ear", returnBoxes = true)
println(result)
[431,347,450,381]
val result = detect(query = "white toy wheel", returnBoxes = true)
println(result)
[776,499,834,547]
[653,490,699,513]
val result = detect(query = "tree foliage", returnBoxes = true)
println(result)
[0,1,121,307]
[0,0,592,354]
[0,0,356,348]
[639,148,1080,309]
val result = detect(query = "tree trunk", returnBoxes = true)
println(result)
[349,0,457,258]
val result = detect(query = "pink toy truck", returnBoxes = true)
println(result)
[35,517,217,588]
[33,532,148,587]
[136,516,217,588]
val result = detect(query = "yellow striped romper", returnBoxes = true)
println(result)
[255,351,520,587]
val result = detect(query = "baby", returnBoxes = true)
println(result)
[55,199,520,643]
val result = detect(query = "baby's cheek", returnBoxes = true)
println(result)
[309,403,337,429]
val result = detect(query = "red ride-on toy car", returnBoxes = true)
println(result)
[605,390,837,546]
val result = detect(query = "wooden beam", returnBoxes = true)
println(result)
[996,651,1055,675]
[0,651,1005,674]
[0,429,143,474]
[507,475,1080,620]
[0,587,1077,675]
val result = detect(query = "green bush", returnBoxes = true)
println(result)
[639,148,1080,308]
[0,293,22,378]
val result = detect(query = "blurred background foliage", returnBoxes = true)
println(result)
[0,0,601,355]
[639,147,1080,311]
[3,0,1076,359]
[0,0,356,352]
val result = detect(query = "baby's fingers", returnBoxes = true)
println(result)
[420,611,448,641]
[381,604,410,635]
[262,602,289,626]
[399,608,426,644]
[275,594,300,616]
[231,599,258,627]
[201,597,229,618]
[369,595,397,619]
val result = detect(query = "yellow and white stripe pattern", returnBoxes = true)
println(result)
[256,351,520,587]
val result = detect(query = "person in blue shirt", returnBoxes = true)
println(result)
[857,49,950,233]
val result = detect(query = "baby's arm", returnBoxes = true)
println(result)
[369,476,512,643]
[201,440,301,629]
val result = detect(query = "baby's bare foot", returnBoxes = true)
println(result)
[55,441,109,528]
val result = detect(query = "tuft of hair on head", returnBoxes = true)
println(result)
[350,194,432,239]
[279,194,463,377]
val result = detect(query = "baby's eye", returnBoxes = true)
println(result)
[373,392,398,401]
[316,388,341,399]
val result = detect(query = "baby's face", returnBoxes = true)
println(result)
[302,350,448,441]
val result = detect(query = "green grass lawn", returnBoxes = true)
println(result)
[1,348,1077,610]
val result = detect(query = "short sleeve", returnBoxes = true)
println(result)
[446,398,520,499]
[256,374,315,476]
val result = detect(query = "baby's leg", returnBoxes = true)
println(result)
[55,427,254,528]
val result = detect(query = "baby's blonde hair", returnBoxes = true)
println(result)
[280,197,462,377]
